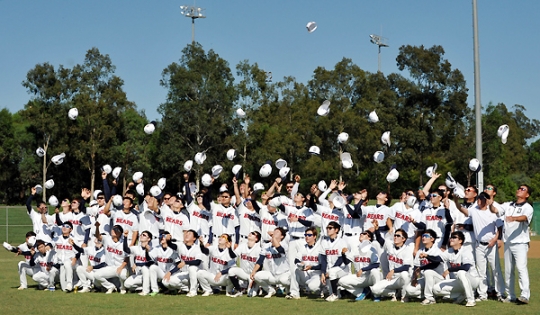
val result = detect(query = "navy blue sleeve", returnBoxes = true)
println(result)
[235,226,240,244]
[72,242,84,254]
[55,212,63,226]
[361,262,380,272]
[228,247,237,259]
[123,240,131,254]
[374,230,385,247]
[221,267,231,275]
[346,195,354,204]
[294,258,301,264]
[208,227,213,244]
[442,224,452,247]
[310,264,322,271]
[30,255,36,266]
[419,261,441,271]
[26,195,34,214]
[103,179,111,202]
[83,229,91,245]
[393,264,410,273]
[252,201,261,214]
[320,254,327,272]
[275,245,286,254]
[333,256,344,267]
[202,190,212,210]
[170,262,182,274]
[341,253,351,265]
[167,241,178,251]
[444,208,453,224]
[201,246,210,255]
[184,259,201,266]
[256,254,265,266]
[413,221,426,230]
[93,262,107,270]
[298,218,312,227]
[184,182,193,205]
[448,263,471,272]
[80,198,88,214]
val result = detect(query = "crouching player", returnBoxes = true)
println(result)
[228,231,262,297]
[286,227,324,300]
[370,226,413,302]
[338,230,382,301]
[73,237,107,293]
[93,223,128,294]
[433,231,481,307]
[197,234,237,296]
[29,240,55,289]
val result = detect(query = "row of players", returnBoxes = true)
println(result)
[5,171,533,305]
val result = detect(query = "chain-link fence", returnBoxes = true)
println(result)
[0,206,33,243]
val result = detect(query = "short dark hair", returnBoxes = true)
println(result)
[520,184,532,197]
[363,230,374,242]
[251,231,261,242]
[424,229,437,240]
[274,227,287,239]
[306,226,318,238]
[35,240,46,248]
[26,231,37,238]
[186,229,199,240]
[327,221,341,232]
[123,196,134,205]
[478,192,490,201]
[112,225,123,235]
[125,190,136,198]
[451,231,465,244]
[395,228,408,240]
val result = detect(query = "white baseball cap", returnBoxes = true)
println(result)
[368,110,379,123]
[337,132,349,143]
[27,236,37,247]
[150,185,162,197]
[236,108,246,118]
[132,171,143,182]
[102,164,112,174]
[219,185,228,193]
[275,159,287,170]
[406,196,417,208]
[232,164,242,175]
[381,131,391,147]
[212,165,223,178]
[194,152,206,165]
[259,163,272,178]
[469,158,481,172]
[51,153,66,165]
[426,163,438,178]
[332,195,346,209]
[453,183,465,198]
[36,147,45,157]
[201,174,212,187]
[45,179,55,190]
[68,108,78,120]
[318,180,327,192]
[279,167,290,178]
[34,184,43,194]
[48,195,58,207]
[445,172,457,189]
[386,165,399,183]
[184,160,193,172]
[157,177,167,190]
[268,197,282,208]
[306,21,317,33]
[317,100,330,116]
[309,146,320,155]
[253,182,264,191]
[89,200,98,207]
[112,167,122,179]
[136,183,145,196]
[373,151,384,163]
[93,189,103,200]
[227,149,236,161]
[144,121,156,135]
[341,152,353,169]
[112,195,123,207]
[497,124,509,144]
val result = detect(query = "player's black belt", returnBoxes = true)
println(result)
[240,235,248,239]
[478,241,489,246]
[344,233,358,237]
[263,240,271,243]
[291,235,302,240]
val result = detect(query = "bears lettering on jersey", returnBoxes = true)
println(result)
[388,254,403,265]
[325,249,339,256]
[56,244,73,251]
[354,256,371,263]
[216,212,234,220]
[262,218,277,226]
[243,213,261,223]
[193,211,210,221]
[396,212,412,222]
[157,257,174,263]
[366,213,385,220]
[426,215,443,221]
[106,246,123,255]
[181,255,196,261]
[165,217,184,226]
[241,254,257,262]
[115,218,134,226]
[89,255,102,263]
[302,255,319,262]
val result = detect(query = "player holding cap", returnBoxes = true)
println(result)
[228,231,262,297]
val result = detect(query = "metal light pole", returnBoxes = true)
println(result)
[180,5,206,43]
[370,34,389,72]
[472,0,483,190]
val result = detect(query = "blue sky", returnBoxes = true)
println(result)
[1,0,539,124]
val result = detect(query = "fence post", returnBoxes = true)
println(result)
[5,206,8,242]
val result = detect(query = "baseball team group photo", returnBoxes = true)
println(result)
[1,1,540,314]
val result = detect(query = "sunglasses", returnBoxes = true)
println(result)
[62,224,72,229]
[450,236,459,239]
[220,235,229,240]
[97,197,105,200]
[422,234,432,238]
[304,234,314,237]
[163,197,170,201]
[221,196,230,199]
[518,187,527,192]
[394,234,404,238]
[326,227,335,230]
[71,201,79,204]
[430,194,440,198]
[286,186,294,189]
[141,234,149,238]
[484,187,494,191]
[406,192,415,196]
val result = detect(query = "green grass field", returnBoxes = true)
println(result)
[1,206,539,314]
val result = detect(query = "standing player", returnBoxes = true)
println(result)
[489,185,533,304]
[233,177,262,245]
[422,189,454,249]
[105,197,139,247]
[25,187,54,242]
[208,191,240,247]
[161,196,189,244]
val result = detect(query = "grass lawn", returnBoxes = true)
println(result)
[1,206,539,314]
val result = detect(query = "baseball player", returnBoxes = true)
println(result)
[340,187,364,248]
[147,233,180,296]
[454,186,478,253]
[228,231,262,297]
[187,192,212,244]
[6,231,38,290]
[233,177,262,246]
[321,222,351,302]
[164,230,205,297]
[208,191,240,246]
[489,184,533,304]
[49,222,78,292]
[337,230,382,301]
[25,187,54,242]
[93,223,129,294]
[137,194,163,247]
[432,231,481,307]
[286,227,324,299]
[388,191,426,254]
[458,191,504,301]
[483,184,505,298]
[370,227,413,302]
[250,227,290,298]
[404,229,444,304]
[123,231,153,295]
[197,234,237,296]
[422,188,454,249]
[161,196,189,244]
[73,237,107,293]
[259,197,288,243]
[104,197,139,247]
[28,240,55,290]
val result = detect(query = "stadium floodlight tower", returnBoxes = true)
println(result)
[180,4,206,43]
[369,34,389,72]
